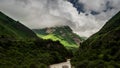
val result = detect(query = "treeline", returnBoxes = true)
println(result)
[0,35,72,68]
[71,11,120,68]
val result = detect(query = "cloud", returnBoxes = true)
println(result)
[78,0,120,12]
[0,0,119,37]
[78,0,120,21]
[0,0,75,28]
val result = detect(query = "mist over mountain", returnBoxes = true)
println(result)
[0,0,120,68]
[33,26,85,49]
[0,11,37,39]
[0,0,119,37]
[0,11,72,68]
[72,11,120,68]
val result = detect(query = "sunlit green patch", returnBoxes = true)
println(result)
[37,34,78,49]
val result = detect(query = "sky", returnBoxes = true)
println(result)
[0,0,120,37]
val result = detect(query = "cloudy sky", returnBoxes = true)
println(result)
[0,0,120,37]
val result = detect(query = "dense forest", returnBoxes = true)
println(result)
[0,6,120,68]
[72,11,120,68]
[0,11,72,68]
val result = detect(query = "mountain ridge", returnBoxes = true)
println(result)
[72,11,120,68]
[33,26,84,49]
[0,11,37,39]
[0,11,72,68]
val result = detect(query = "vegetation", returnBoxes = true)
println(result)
[0,11,37,39]
[0,11,72,68]
[72,11,120,68]
[33,26,85,49]
[0,37,72,68]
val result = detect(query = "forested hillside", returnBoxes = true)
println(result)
[72,11,120,68]
[0,11,72,68]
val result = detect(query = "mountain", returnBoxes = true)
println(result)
[72,11,120,68]
[0,11,72,68]
[33,26,84,49]
[0,11,37,39]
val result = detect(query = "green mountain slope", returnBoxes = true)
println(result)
[33,26,84,49]
[0,11,72,68]
[72,11,120,68]
[0,11,38,39]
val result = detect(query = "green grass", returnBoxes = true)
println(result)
[37,34,78,49]
[33,26,84,50]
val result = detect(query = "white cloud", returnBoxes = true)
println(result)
[78,0,120,12]
[78,0,120,21]
[0,0,119,37]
